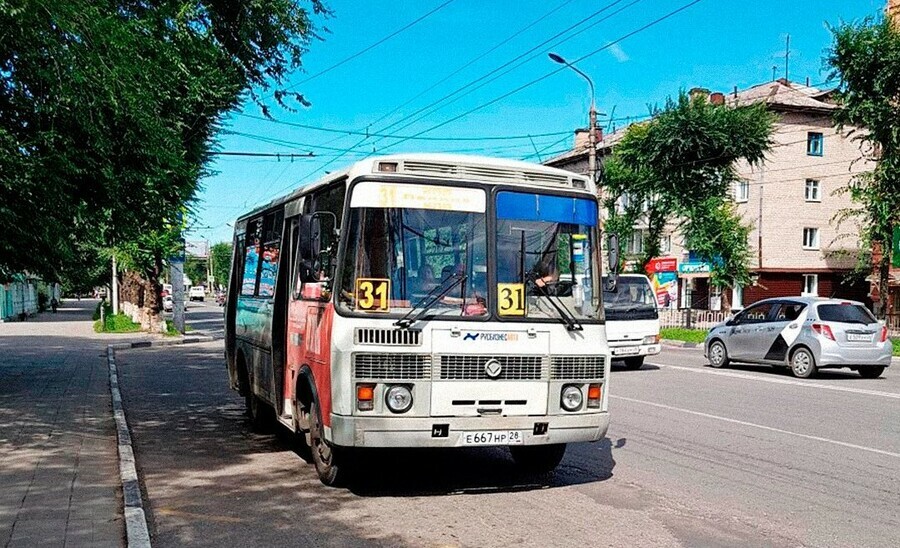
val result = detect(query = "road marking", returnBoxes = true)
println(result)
[612,395,900,459]
[647,362,900,400]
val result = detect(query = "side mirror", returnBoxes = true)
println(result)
[606,233,620,292]
[299,213,322,265]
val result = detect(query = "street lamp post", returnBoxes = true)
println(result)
[548,53,600,206]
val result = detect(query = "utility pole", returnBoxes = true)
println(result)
[785,34,790,81]
[111,255,119,315]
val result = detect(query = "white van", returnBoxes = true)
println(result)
[602,274,661,369]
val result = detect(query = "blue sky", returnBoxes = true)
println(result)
[191,0,884,244]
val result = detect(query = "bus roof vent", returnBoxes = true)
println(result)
[400,160,576,189]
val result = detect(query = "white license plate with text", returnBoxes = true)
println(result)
[459,430,524,446]
[846,333,873,342]
[614,346,640,356]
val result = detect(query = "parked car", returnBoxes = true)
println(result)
[704,297,892,378]
[163,295,174,312]
[189,285,206,302]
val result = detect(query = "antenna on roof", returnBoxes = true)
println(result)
[772,65,777,82]
[733,85,738,98]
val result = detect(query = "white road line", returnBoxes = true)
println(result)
[612,395,900,459]
[647,362,900,400]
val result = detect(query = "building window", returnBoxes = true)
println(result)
[802,227,819,250]
[628,230,644,255]
[660,234,672,254]
[805,179,821,202]
[807,132,824,156]
[802,274,818,296]
[734,179,749,203]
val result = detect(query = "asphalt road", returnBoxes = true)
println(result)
[117,303,900,547]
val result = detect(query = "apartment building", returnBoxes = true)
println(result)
[546,79,873,312]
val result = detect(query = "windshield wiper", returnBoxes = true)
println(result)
[394,274,467,328]
[529,276,583,331]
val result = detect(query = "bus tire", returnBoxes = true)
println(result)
[510,443,566,474]
[239,356,270,433]
[309,399,347,486]
[623,356,644,370]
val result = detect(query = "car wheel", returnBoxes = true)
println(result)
[623,356,644,370]
[509,444,567,474]
[309,400,348,487]
[858,365,885,379]
[790,347,817,378]
[708,340,729,368]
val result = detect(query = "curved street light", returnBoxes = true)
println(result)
[548,53,599,198]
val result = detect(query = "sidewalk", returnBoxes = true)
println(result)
[0,300,151,547]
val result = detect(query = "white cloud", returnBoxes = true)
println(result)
[607,43,629,63]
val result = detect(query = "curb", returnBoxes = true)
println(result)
[661,339,700,349]
[107,346,151,548]
[106,334,215,548]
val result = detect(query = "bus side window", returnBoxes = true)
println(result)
[241,219,262,297]
[258,211,283,299]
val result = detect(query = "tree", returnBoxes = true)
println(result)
[211,242,234,291]
[602,92,775,288]
[828,16,900,318]
[0,0,326,287]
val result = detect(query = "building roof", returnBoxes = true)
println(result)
[544,79,838,167]
[725,79,837,112]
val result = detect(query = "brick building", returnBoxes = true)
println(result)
[546,80,874,312]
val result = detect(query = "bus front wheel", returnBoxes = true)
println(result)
[510,444,567,474]
[309,400,348,486]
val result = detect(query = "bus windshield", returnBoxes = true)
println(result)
[339,182,488,318]
[495,191,601,321]
[602,276,658,321]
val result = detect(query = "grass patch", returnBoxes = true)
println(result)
[164,320,194,336]
[893,338,899,357]
[94,312,141,333]
[660,327,708,344]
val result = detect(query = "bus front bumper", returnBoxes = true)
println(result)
[328,412,609,448]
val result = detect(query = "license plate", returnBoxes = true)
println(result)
[846,333,872,342]
[459,430,524,446]
[614,346,640,356]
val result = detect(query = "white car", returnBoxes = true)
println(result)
[189,286,206,302]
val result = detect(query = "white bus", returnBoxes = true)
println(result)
[602,274,660,369]
[225,154,618,485]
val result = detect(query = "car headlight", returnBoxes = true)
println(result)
[385,385,413,413]
[560,385,583,412]
[643,334,660,344]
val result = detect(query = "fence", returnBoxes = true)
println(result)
[0,280,38,321]
[887,314,900,337]
[659,308,728,331]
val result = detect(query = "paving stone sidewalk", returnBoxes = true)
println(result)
[0,300,151,547]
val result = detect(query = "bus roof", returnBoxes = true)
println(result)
[235,153,593,223]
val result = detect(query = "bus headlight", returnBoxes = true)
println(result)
[560,385,583,412]
[385,385,413,413]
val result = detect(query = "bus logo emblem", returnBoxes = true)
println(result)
[484,359,502,379]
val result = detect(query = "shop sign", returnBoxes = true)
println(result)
[678,262,711,274]
[645,257,678,274]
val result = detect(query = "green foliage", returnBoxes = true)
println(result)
[660,327,708,344]
[828,17,900,316]
[211,242,234,290]
[184,257,208,289]
[892,338,899,357]
[0,0,326,283]
[94,312,141,333]
[603,92,775,285]
[93,300,113,321]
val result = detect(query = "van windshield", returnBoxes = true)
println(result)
[602,277,658,321]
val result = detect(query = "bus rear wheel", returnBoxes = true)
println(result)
[309,400,348,486]
[510,444,567,474]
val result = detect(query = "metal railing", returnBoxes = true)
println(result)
[658,308,728,331]
[887,314,900,337]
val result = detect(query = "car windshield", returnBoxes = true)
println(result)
[494,191,601,321]
[817,303,876,324]
[602,277,658,320]
[338,182,488,319]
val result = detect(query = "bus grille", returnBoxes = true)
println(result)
[550,356,605,380]
[354,328,421,346]
[352,353,431,380]
[438,355,546,380]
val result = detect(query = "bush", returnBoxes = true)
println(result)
[660,327,708,344]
